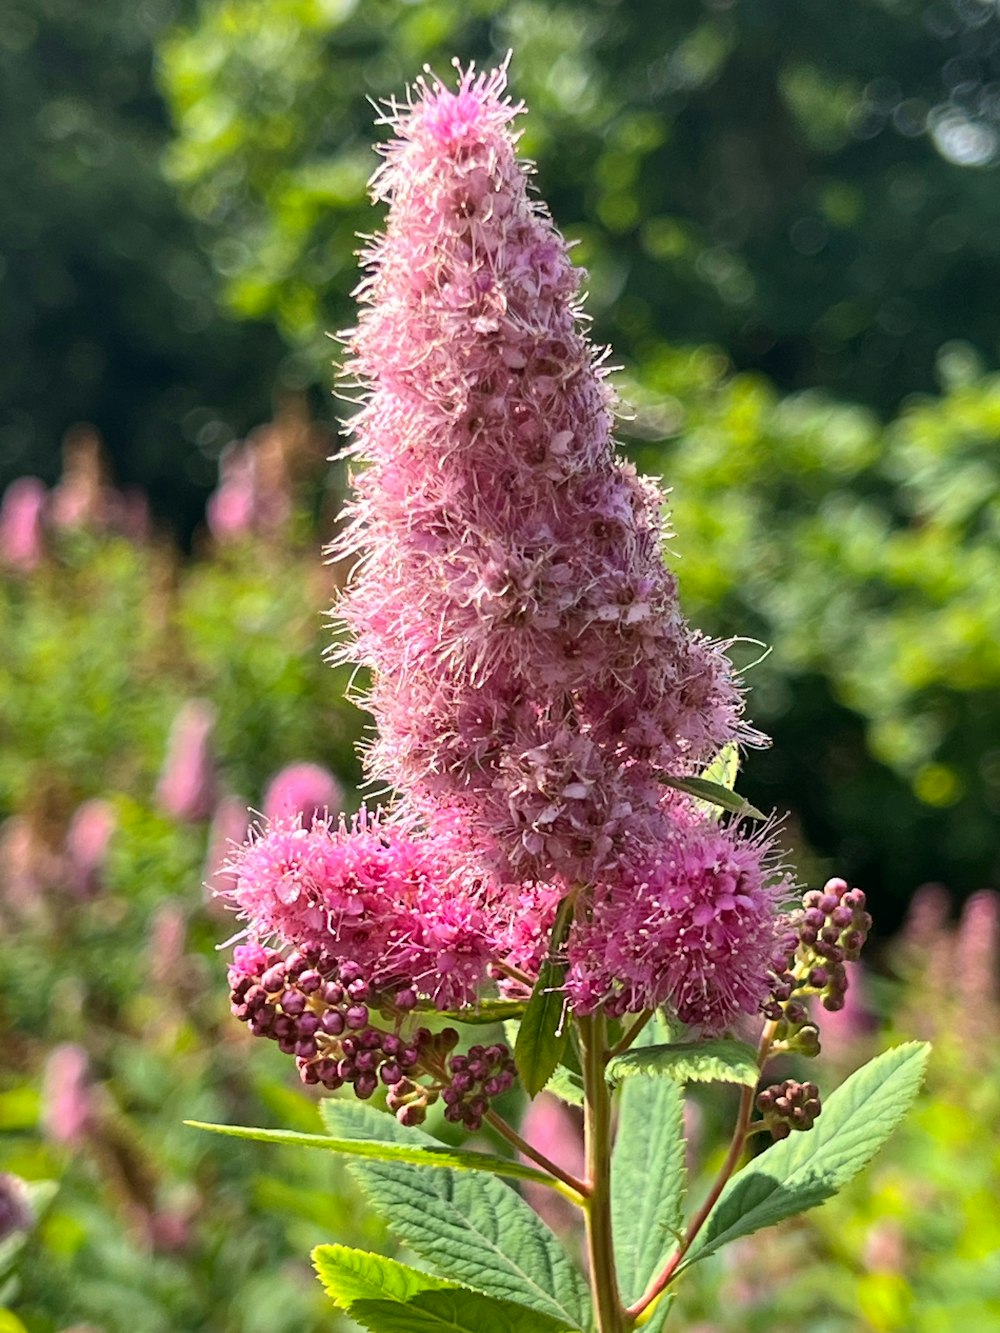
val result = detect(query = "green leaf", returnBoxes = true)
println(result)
[314,1245,455,1306]
[612,1016,686,1308]
[505,1022,583,1106]
[607,1040,761,1089]
[428,998,528,1025]
[700,743,740,791]
[515,896,575,1098]
[313,1245,580,1332]
[659,773,765,821]
[321,1101,591,1330]
[679,1041,931,1272]
[184,1120,565,1190]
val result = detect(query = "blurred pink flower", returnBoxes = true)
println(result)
[956,888,1000,1038]
[815,962,877,1065]
[0,477,47,571]
[64,798,116,899]
[518,1093,584,1237]
[42,1044,94,1147]
[262,762,343,823]
[202,794,250,903]
[206,444,257,543]
[156,699,218,822]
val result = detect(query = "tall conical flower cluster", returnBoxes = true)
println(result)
[220,62,790,1071]
[333,62,757,887]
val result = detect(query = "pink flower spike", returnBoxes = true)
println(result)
[0,477,47,571]
[331,60,757,887]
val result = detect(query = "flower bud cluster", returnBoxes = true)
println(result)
[229,942,516,1126]
[756,1079,822,1139]
[442,1042,517,1131]
[765,879,872,1045]
[229,943,424,1101]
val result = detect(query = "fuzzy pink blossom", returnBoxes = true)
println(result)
[332,61,759,887]
[565,809,790,1032]
[263,762,343,823]
[156,699,218,823]
[221,811,493,1009]
[0,477,47,571]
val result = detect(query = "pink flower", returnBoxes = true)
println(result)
[518,1094,584,1237]
[0,477,47,571]
[156,699,217,822]
[202,794,251,904]
[64,798,116,899]
[221,811,493,1009]
[42,1044,94,1146]
[565,808,790,1032]
[332,61,757,886]
[263,762,343,823]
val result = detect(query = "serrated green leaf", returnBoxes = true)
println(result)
[321,1101,591,1330]
[660,773,765,820]
[313,1245,580,1332]
[184,1120,565,1190]
[515,896,574,1098]
[679,1041,931,1272]
[612,1016,686,1308]
[313,1245,454,1305]
[607,1039,760,1089]
[425,999,528,1025]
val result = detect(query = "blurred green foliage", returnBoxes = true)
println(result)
[624,342,1000,905]
[0,513,369,1330]
[0,0,287,538]
[160,0,1000,409]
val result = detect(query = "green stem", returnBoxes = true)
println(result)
[607,1009,654,1060]
[579,1014,626,1333]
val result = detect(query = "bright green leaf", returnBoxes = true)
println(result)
[185,1120,565,1190]
[313,1245,580,1332]
[505,1022,583,1106]
[612,1016,686,1307]
[679,1041,931,1272]
[321,1101,591,1330]
[607,1039,761,1089]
